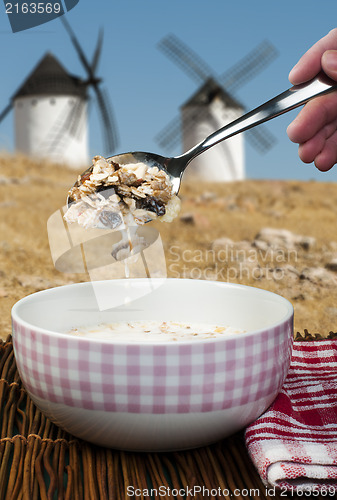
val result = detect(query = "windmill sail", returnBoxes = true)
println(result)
[0,103,13,124]
[219,40,278,94]
[157,34,214,86]
[61,17,119,155]
[155,115,182,151]
[93,85,119,154]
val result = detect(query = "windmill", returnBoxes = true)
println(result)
[0,17,118,169]
[156,34,278,181]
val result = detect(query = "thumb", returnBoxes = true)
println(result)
[322,50,337,81]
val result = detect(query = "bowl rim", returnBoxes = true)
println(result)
[11,278,294,345]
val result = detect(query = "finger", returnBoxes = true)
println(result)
[297,121,337,163]
[289,28,337,84]
[287,91,337,143]
[314,131,337,171]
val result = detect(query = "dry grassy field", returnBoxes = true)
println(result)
[1,153,337,339]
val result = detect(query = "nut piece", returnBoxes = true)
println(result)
[118,169,138,186]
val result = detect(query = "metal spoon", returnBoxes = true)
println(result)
[68,72,337,202]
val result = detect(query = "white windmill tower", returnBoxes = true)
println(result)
[156,35,278,181]
[0,18,118,169]
[181,77,244,181]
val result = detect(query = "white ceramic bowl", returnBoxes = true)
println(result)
[12,279,293,451]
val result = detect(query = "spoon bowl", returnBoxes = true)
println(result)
[67,151,178,207]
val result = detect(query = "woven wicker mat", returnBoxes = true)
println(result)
[1,332,336,500]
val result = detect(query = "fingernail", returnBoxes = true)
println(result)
[323,50,337,72]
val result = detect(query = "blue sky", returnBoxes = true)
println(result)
[1,0,337,181]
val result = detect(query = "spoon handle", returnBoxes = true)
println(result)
[182,73,337,163]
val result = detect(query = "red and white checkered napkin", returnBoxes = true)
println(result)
[245,340,337,492]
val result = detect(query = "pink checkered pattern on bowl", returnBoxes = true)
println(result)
[12,318,293,414]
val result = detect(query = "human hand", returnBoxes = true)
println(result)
[287,28,337,171]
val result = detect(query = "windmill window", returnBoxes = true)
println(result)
[50,98,56,105]
[31,99,38,107]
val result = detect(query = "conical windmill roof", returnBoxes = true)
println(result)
[181,77,243,110]
[14,53,87,99]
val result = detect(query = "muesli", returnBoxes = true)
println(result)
[64,155,181,229]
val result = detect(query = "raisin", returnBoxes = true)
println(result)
[137,197,166,216]
[111,161,120,171]
[99,211,122,229]
[80,171,92,183]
